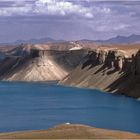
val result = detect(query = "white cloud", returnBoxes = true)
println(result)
[0,0,139,41]
[0,0,112,19]
[34,0,94,18]
[0,3,32,16]
[0,0,94,18]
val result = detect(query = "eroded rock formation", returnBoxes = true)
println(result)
[60,48,140,98]
[0,49,87,81]
[1,43,140,98]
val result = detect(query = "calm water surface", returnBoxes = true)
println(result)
[0,82,140,133]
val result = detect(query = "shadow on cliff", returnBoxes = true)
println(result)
[106,50,140,97]
[31,49,88,72]
[79,51,140,97]
[105,73,140,97]
[81,59,140,97]
[81,51,120,75]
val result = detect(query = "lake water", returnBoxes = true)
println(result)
[0,82,140,134]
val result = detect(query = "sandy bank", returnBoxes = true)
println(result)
[0,124,140,139]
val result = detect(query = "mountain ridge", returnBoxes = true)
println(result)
[77,34,140,44]
[0,37,65,45]
[96,34,140,44]
[1,34,140,45]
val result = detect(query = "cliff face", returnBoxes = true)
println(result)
[1,43,140,97]
[60,49,140,98]
[0,49,87,81]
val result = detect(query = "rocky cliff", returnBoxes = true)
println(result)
[0,49,87,81]
[60,48,140,98]
[1,43,140,97]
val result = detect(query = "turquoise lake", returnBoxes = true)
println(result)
[0,82,140,133]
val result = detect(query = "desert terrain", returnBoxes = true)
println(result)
[0,124,140,139]
[1,42,140,98]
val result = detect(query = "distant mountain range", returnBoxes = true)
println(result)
[1,34,140,45]
[95,34,140,44]
[0,38,65,45]
[14,37,56,44]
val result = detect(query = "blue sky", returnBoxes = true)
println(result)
[0,0,140,43]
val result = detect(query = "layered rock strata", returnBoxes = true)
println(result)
[0,49,87,81]
[60,49,140,98]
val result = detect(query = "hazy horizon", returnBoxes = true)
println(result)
[0,0,140,43]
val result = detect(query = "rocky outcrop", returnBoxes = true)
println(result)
[60,48,140,98]
[0,49,87,81]
[86,49,128,70]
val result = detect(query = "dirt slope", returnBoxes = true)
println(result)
[0,49,87,81]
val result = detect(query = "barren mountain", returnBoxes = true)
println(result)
[5,42,85,56]
[1,43,140,97]
[95,34,140,44]
[0,48,87,81]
